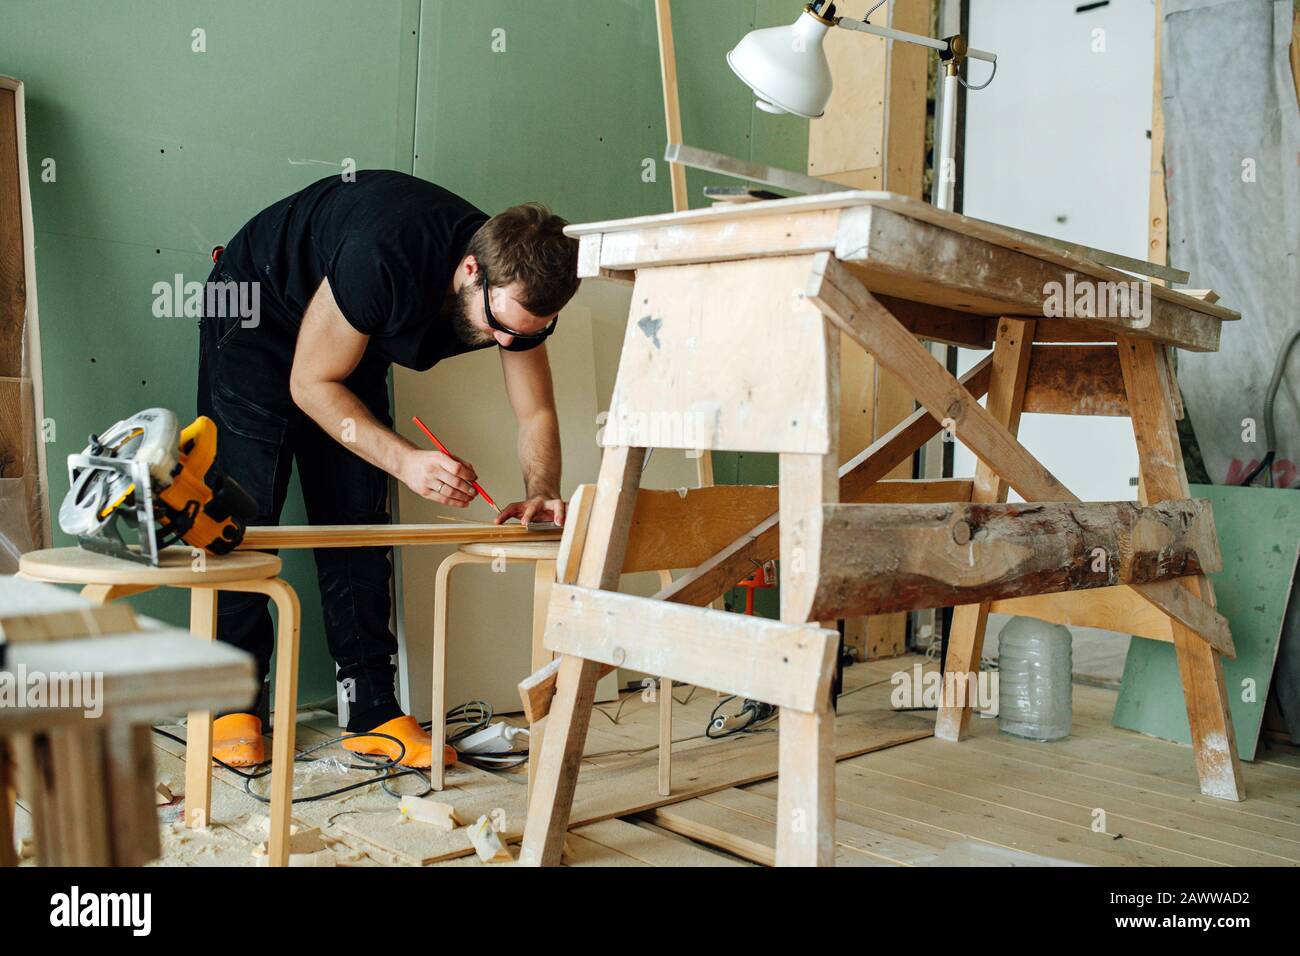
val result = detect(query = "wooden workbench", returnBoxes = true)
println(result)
[518,190,1242,867]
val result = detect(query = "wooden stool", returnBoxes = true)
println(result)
[17,546,301,866]
[430,541,677,796]
[430,541,558,792]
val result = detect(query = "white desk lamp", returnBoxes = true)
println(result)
[727,1,997,211]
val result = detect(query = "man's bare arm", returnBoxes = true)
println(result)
[288,278,480,507]
[497,343,564,525]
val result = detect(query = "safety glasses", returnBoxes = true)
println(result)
[481,278,559,342]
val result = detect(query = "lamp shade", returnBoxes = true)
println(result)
[726,7,833,119]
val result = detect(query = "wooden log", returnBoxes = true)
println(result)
[808,498,1222,622]
[543,585,838,714]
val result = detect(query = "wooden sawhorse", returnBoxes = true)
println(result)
[519,192,1243,866]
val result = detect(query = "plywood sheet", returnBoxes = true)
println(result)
[1114,484,1300,760]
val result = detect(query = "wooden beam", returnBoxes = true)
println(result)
[872,295,995,349]
[543,585,838,714]
[809,498,1223,621]
[807,253,1233,652]
[989,587,1173,643]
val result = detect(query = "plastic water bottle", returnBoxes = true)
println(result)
[997,616,1072,741]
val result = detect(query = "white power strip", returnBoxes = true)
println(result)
[455,722,530,755]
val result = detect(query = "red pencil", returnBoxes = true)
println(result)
[411,415,499,513]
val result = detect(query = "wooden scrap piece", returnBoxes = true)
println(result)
[398,795,463,831]
[467,815,513,864]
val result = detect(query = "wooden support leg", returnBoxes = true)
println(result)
[657,568,674,797]
[104,724,161,866]
[1118,336,1244,800]
[778,451,839,866]
[51,726,111,865]
[185,588,218,829]
[430,551,487,791]
[263,578,301,865]
[777,707,835,865]
[0,739,16,867]
[527,557,557,802]
[935,318,1035,742]
[519,446,646,866]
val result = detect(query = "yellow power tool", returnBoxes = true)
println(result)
[58,408,255,565]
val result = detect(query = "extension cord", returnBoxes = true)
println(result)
[455,721,529,755]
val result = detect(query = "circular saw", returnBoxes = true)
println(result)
[59,408,256,565]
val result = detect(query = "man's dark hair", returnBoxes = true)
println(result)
[467,202,580,317]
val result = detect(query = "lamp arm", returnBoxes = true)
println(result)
[834,17,996,65]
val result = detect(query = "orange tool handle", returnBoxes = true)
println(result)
[411,415,499,512]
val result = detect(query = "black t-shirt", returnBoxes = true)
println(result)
[217,170,527,377]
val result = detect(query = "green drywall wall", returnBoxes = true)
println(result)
[2,0,807,702]
[0,0,422,704]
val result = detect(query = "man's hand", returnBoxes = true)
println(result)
[494,495,565,527]
[399,449,480,507]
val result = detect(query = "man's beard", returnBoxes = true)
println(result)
[449,282,495,347]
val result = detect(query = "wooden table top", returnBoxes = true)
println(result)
[567,190,1236,354]
[19,546,281,585]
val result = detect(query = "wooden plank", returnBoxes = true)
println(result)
[544,585,838,714]
[990,586,1173,642]
[604,256,833,454]
[0,603,138,643]
[623,484,778,573]
[811,498,1222,620]
[0,80,48,555]
[240,522,561,550]
[807,254,1234,653]
[654,0,688,213]
[1023,344,1128,416]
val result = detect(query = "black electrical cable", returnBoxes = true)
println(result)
[150,725,431,804]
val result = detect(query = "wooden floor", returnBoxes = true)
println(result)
[10,655,1298,866]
